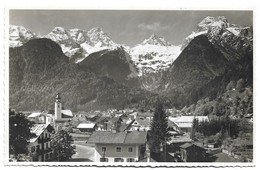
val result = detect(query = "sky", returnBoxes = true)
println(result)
[9,10,253,47]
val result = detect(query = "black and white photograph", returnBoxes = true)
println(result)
[1,0,258,167]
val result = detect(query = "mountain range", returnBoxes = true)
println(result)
[9,16,253,113]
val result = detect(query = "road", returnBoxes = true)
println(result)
[70,141,95,162]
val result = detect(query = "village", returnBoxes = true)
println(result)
[11,93,253,163]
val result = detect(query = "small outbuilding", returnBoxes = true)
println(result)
[179,143,206,162]
[77,123,96,132]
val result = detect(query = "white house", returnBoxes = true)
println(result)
[88,131,147,162]
[29,124,55,162]
[130,118,151,131]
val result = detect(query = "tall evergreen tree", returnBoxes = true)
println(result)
[149,100,171,153]
[191,118,199,140]
[9,109,36,160]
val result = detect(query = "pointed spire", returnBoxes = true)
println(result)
[56,93,61,100]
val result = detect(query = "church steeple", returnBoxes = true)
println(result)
[56,93,61,101]
[55,93,62,120]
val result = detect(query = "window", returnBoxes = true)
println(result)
[127,158,135,162]
[116,147,121,152]
[114,158,124,162]
[128,147,133,152]
[46,143,49,148]
[101,147,106,153]
[31,146,35,153]
[45,153,49,160]
[100,158,108,162]
[50,153,53,159]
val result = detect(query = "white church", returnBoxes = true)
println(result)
[28,93,73,124]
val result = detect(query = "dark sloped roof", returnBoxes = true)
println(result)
[124,131,147,144]
[180,143,206,150]
[119,124,128,132]
[110,116,122,122]
[88,131,126,144]
[88,131,147,144]
[30,124,54,143]
[96,116,109,123]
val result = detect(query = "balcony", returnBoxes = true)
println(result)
[36,148,53,155]
[38,137,51,143]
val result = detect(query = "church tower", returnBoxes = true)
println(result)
[54,93,62,120]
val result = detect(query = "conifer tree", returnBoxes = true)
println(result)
[149,100,171,153]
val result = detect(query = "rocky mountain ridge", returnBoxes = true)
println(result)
[9,25,181,76]
[9,16,253,112]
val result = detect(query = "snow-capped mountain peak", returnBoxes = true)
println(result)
[69,28,89,44]
[87,27,104,34]
[45,26,71,42]
[141,34,172,46]
[130,34,181,76]
[181,16,252,50]
[51,26,67,33]
[86,27,117,48]
[9,25,36,47]
[197,16,228,31]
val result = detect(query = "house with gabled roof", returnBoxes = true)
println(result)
[169,116,209,132]
[77,123,96,132]
[29,124,55,162]
[130,118,151,131]
[179,143,206,162]
[88,131,147,162]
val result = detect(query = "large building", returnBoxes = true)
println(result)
[169,116,209,132]
[54,93,73,122]
[29,124,55,162]
[27,93,73,124]
[88,131,147,162]
[28,112,54,124]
